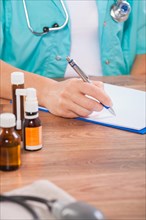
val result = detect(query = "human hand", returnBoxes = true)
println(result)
[41,78,113,118]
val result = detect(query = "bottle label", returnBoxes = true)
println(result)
[25,126,42,150]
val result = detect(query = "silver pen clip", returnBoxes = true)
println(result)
[66,57,90,83]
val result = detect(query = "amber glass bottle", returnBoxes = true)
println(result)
[0,113,21,171]
[23,88,42,151]
[11,72,24,140]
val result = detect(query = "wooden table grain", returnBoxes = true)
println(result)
[0,76,146,220]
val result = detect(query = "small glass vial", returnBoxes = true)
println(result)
[0,113,21,171]
[23,88,42,151]
[11,72,24,140]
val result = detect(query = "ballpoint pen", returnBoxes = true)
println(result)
[66,56,116,116]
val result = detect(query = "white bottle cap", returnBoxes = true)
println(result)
[25,88,38,113]
[25,101,38,113]
[26,88,37,102]
[11,72,24,85]
[0,113,16,128]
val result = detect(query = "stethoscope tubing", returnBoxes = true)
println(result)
[22,0,69,36]
[0,195,40,220]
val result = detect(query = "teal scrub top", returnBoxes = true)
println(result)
[0,0,146,78]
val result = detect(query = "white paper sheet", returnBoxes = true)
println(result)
[83,84,146,131]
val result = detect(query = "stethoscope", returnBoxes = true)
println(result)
[22,0,131,36]
[110,0,131,22]
[0,195,105,220]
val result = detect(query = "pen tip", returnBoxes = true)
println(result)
[109,107,116,116]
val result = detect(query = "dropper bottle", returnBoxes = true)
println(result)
[11,72,24,140]
[23,88,42,151]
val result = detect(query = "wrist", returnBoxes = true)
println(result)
[24,71,58,106]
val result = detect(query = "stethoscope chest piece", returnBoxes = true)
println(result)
[110,1,131,22]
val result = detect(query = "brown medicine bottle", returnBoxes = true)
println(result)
[11,72,24,140]
[23,88,42,151]
[0,113,21,171]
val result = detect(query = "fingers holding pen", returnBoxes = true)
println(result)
[46,78,91,118]
[54,85,93,117]
[71,93,104,112]
[49,94,92,118]
[57,79,110,115]
[65,57,113,114]
[45,78,112,118]
[80,81,113,107]
[63,101,92,118]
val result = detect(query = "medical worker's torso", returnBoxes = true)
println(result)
[1,1,144,77]
[65,0,102,77]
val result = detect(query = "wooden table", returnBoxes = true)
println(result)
[0,76,146,220]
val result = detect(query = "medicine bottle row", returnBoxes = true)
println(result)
[0,72,43,171]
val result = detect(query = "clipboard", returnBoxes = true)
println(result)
[39,84,146,134]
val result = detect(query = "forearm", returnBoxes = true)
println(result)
[0,60,57,105]
[0,60,112,118]
[130,54,146,76]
